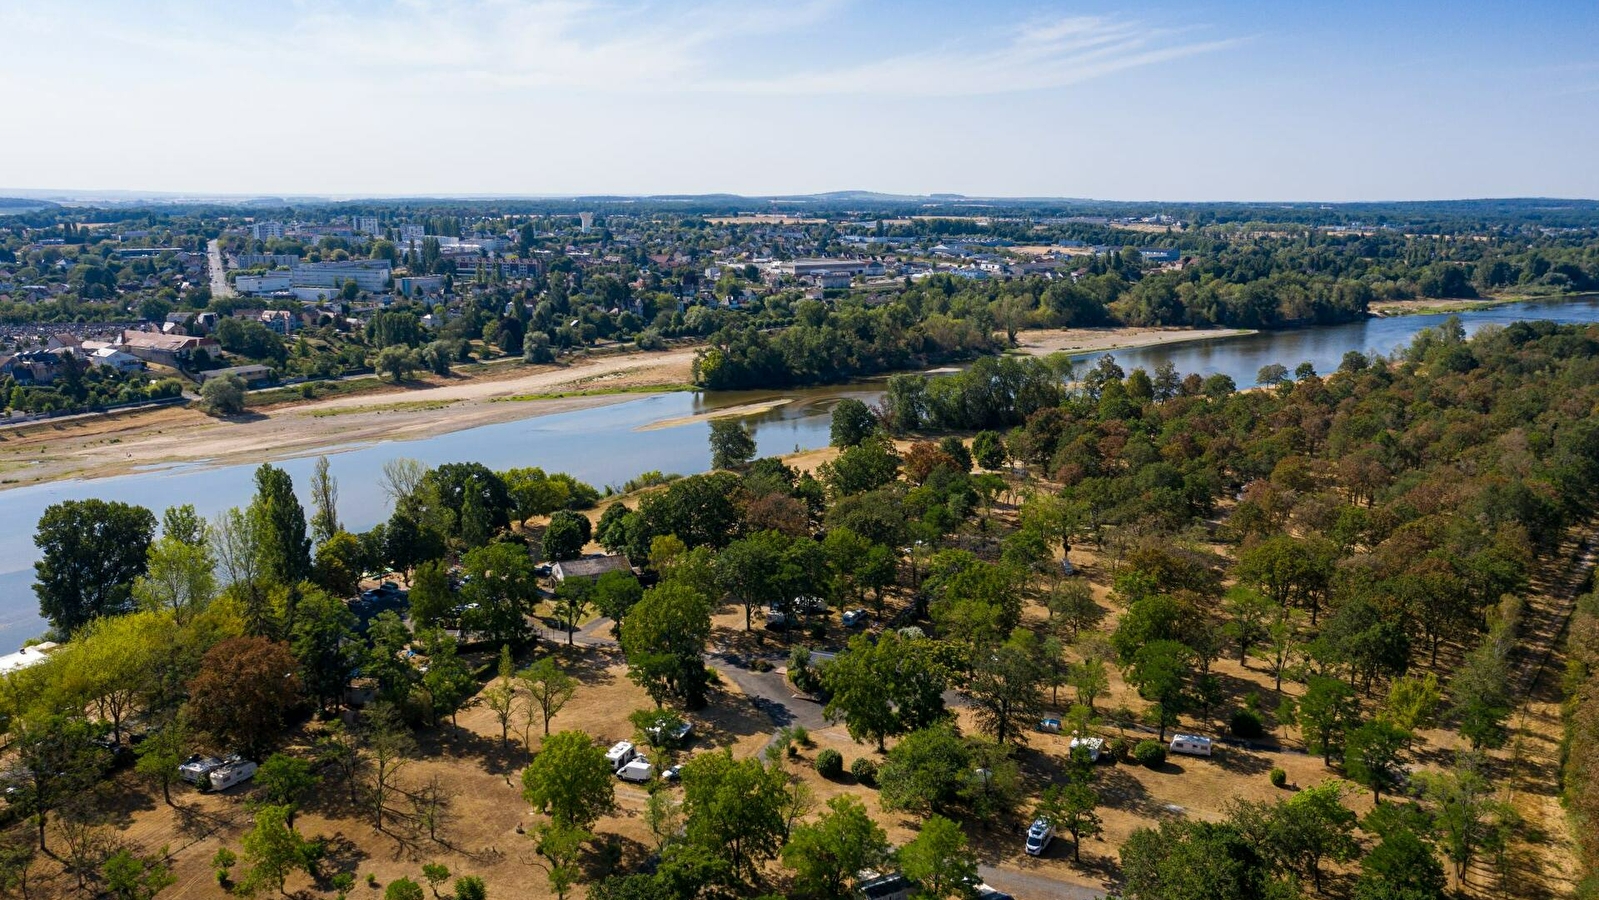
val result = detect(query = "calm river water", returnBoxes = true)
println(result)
[1,297,1596,644]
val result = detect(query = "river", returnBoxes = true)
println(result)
[2,296,1596,645]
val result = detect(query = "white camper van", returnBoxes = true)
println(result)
[606,741,636,771]
[1168,734,1213,757]
[617,757,654,783]
[205,757,259,791]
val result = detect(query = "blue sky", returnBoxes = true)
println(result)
[1,0,1595,200]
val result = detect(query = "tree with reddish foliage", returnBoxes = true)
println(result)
[185,636,303,759]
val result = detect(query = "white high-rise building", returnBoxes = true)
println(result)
[356,216,379,235]
[250,221,284,241]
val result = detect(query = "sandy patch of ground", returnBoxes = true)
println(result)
[635,398,793,432]
[1011,326,1253,358]
[0,348,699,490]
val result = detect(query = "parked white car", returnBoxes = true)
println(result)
[842,609,870,628]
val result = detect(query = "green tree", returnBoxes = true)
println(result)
[199,375,246,416]
[453,875,487,900]
[421,632,477,727]
[818,436,900,497]
[134,717,187,806]
[291,586,359,712]
[829,398,878,448]
[1345,719,1411,802]
[386,877,426,900]
[781,796,890,900]
[238,805,313,896]
[313,531,364,599]
[408,560,456,629]
[132,534,216,625]
[1274,781,1359,892]
[255,753,320,829]
[963,631,1044,745]
[1120,819,1275,900]
[521,730,616,830]
[532,822,589,900]
[308,455,341,545]
[878,724,971,816]
[101,847,176,900]
[680,750,791,883]
[542,510,592,562]
[709,419,757,470]
[971,431,1005,470]
[822,632,948,751]
[377,345,418,382]
[250,464,313,588]
[591,569,643,627]
[1382,673,1442,736]
[459,543,538,645]
[619,581,715,708]
[1125,640,1191,742]
[10,714,109,850]
[1354,826,1445,900]
[33,498,157,633]
[482,646,519,747]
[1298,676,1358,765]
[551,578,592,646]
[520,657,579,739]
[1035,782,1101,862]
[897,814,977,900]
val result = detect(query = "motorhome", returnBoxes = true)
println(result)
[205,757,258,791]
[605,741,636,771]
[1169,734,1213,757]
[1069,736,1104,762]
[178,755,223,785]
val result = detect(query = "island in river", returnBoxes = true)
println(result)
[0,325,1247,490]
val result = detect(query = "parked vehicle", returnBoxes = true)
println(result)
[645,717,694,745]
[1169,734,1213,757]
[178,755,224,785]
[617,757,654,783]
[205,757,258,791]
[842,609,869,628]
[793,596,827,614]
[1037,718,1062,734]
[764,611,790,630]
[605,741,637,771]
[661,764,683,782]
[1068,736,1104,762]
[1025,818,1054,856]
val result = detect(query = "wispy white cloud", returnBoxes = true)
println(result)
[729,15,1247,96]
[1,1,1236,99]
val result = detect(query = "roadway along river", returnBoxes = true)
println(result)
[1,296,1596,645]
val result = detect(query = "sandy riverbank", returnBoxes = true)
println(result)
[1010,325,1254,356]
[0,325,1244,490]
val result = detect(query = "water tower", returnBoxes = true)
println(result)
[579,212,594,234]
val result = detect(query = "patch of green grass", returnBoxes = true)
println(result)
[309,399,460,417]
[246,377,385,407]
[494,383,695,402]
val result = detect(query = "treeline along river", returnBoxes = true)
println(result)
[1,297,1597,645]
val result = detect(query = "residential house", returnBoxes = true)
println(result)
[551,555,633,583]
[118,331,218,368]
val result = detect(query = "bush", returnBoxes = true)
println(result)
[1230,708,1265,739]
[851,756,879,786]
[1133,740,1167,767]
[1269,767,1288,788]
[815,748,844,778]
[198,375,247,416]
[790,725,811,746]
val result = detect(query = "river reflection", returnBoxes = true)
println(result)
[0,297,1596,644]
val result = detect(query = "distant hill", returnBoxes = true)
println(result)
[0,197,57,214]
